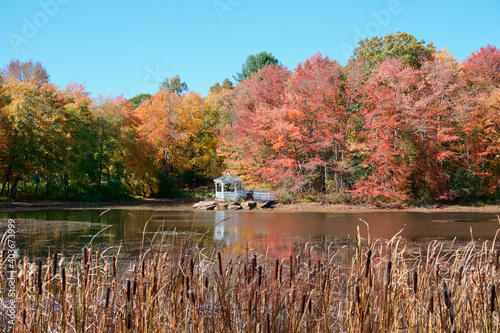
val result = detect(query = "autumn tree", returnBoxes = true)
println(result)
[220,63,289,185]
[1,59,49,85]
[209,78,234,94]
[234,52,280,83]
[265,53,349,194]
[458,45,500,197]
[351,58,423,202]
[352,32,435,70]
[128,93,152,109]
[161,75,188,95]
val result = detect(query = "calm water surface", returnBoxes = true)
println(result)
[1,208,499,258]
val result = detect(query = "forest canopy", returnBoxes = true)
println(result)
[1,33,499,204]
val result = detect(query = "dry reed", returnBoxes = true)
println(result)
[1,225,499,332]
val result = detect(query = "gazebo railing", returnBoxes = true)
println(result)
[215,190,275,202]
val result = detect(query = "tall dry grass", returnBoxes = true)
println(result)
[0,224,499,332]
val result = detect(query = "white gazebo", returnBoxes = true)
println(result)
[213,171,276,202]
[214,171,244,201]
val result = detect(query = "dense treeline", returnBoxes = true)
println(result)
[220,37,500,204]
[0,33,499,203]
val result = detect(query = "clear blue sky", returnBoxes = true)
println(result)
[1,0,499,98]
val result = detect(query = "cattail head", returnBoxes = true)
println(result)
[258,265,263,287]
[413,270,418,294]
[355,284,361,305]
[126,279,131,303]
[442,281,451,309]
[300,294,307,314]
[251,254,257,278]
[385,260,392,287]
[217,252,223,277]
[133,277,137,296]
[83,247,88,266]
[458,265,463,285]
[37,260,42,295]
[190,257,194,276]
[365,249,372,278]
[275,259,279,281]
[53,252,58,278]
[61,267,66,292]
[490,284,496,313]
[141,257,146,277]
[105,287,110,308]
[428,294,434,313]
[112,256,117,279]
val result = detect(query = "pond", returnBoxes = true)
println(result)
[1,208,499,259]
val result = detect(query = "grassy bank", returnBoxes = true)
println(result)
[1,227,499,332]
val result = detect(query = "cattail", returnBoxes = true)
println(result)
[442,281,451,309]
[428,294,434,313]
[83,246,88,266]
[365,249,372,278]
[190,257,194,276]
[185,276,190,298]
[111,256,117,279]
[258,265,263,287]
[436,264,440,285]
[490,284,496,312]
[127,279,131,303]
[37,260,42,294]
[279,261,283,284]
[301,294,307,314]
[53,252,58,278]
[217,252,223,277]
[289,255,294,285]
[457,266,463,285]
[251,254,257,278]
[204,276,209,289]
[133,277,137,296]
[105,287,110,308]
[274,259,279,281]
[61,267,66,292]
[413,270,418,294]
[190,288,196,305]
[385,260,392,287]
[141,257,146,277]
[266,313,270,333]
[355,284,361,305]
[152,270,157,294]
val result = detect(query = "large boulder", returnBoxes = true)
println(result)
[215,203,228,210]
[241,201,257,210]
[259,201,276,209]
[228,202,242,210]
[197,201,216,210]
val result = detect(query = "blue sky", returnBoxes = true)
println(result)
[1,0,499,98]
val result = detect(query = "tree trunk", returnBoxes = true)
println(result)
[0,157,14,197]
[64,173,69,197]
[11,176,20,198]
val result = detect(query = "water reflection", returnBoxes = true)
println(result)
[1,209,498,258]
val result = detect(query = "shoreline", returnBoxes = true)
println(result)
[0,198,499,213]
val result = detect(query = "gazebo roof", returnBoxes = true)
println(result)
[214,171,244,184]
